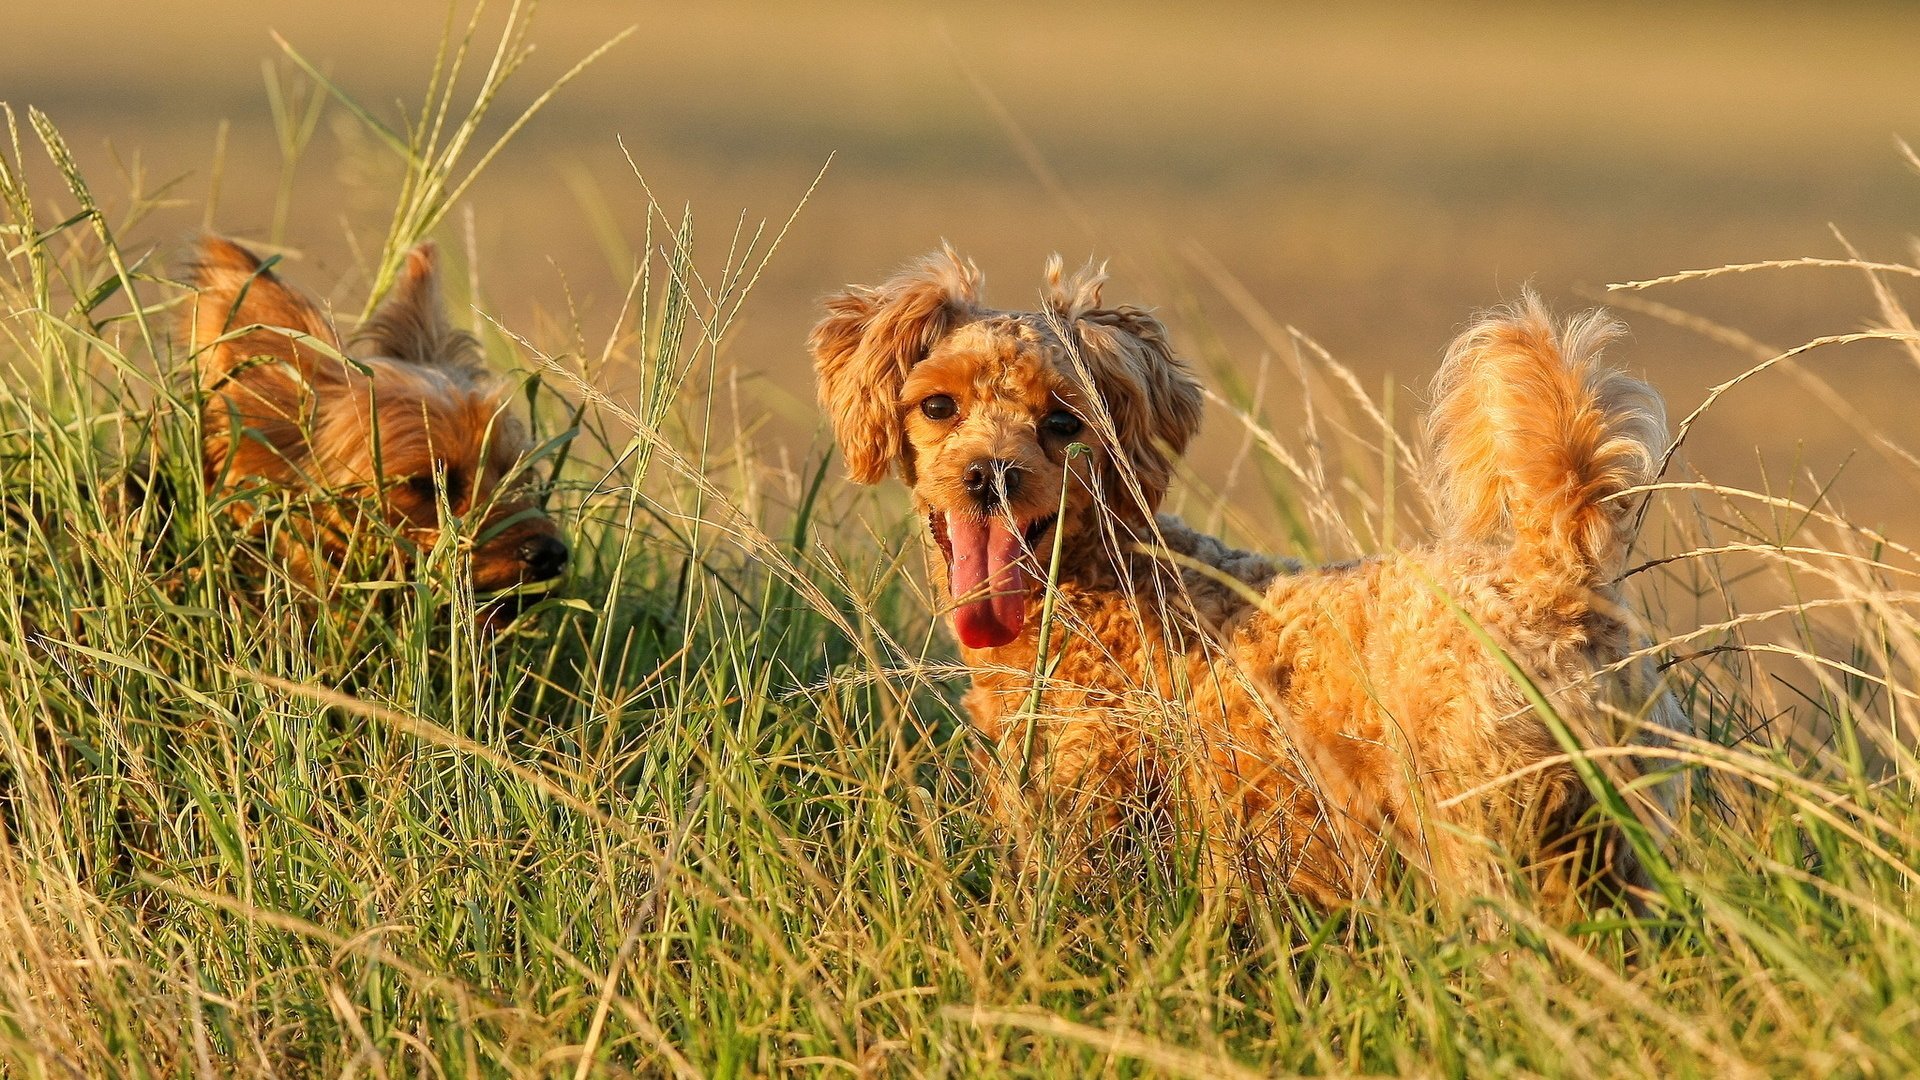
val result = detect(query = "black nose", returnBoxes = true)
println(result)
[963,459,1024,506]
[518,534,569,579]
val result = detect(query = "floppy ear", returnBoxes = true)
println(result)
[184,236,341,388]
[809,247,982,484]
[354,241,480,368]
[1046,259,1203,514]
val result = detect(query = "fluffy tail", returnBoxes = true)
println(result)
[1424,292,1666,580]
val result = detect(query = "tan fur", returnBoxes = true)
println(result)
[186,236,567,596]
[1425,296,1663,578]
[808,245,984,484]
[1041,257,1203,515]
[813,255,1679,912]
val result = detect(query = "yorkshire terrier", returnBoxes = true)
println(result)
[185,237,567,602]
[812,249,1681,911]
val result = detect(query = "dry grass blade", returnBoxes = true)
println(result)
[1609,257,1920,291]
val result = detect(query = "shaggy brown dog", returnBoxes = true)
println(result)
[186,237,567,596]
[812,249,1679,910]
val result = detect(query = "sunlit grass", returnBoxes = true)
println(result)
[2,10,1919,1077]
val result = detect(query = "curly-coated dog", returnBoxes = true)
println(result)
[186,237,568,599]
[811,249,1680,911]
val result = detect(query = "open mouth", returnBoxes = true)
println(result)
[928,509,1057,650]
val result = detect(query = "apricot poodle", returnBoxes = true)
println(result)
[812,250,1681,911]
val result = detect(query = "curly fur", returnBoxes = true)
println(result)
[185,236,566,595]
[813,255,1680,912]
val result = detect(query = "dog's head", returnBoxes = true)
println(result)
[187,237,568,594]
[810,248,1203,649]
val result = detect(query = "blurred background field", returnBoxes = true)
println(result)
[8,0,1920,538]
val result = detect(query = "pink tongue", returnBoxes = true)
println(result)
[945,511,1033,650]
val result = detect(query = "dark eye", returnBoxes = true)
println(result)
[404,468,466,506]
[1042,409,1083,438]
[920,394,958,421]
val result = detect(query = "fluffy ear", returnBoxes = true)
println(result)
[184,236,341,388]
[355,242,480,368]
[809,247,982,484]
[1046,259,1203,514]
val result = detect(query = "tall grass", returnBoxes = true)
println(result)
[2,13,1919,1078]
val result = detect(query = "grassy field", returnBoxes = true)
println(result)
[5,4,1920,1076]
